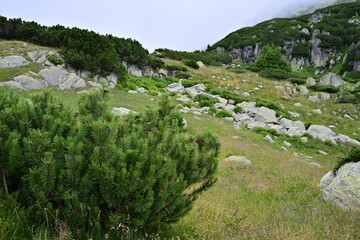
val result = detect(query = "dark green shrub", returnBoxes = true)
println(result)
[344,71,360,83]
[336,90,360,104]
[215,110,233,118]
[289,78,306,85]
[208,106,217,115]
[164,65,188,72]
[226,66,247,74]
[253,127,280,137]
[253,45,291,72]
[233,106,242,113]
[182,80,201,88]
[147,55,165,71]
[0,89,220,238]
[175,71,191,79]
[334,147,360,173]
[194,94,217,107]
[182,59,199,69]
[310,85,340,93]
[46,54,64,65]
[258,68,294,80]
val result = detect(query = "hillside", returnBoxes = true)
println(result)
[0,38,360,238]
[208,1,360,76]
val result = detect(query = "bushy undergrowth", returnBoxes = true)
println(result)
[194,94,217,107]
[117,75,177,95]
[0,16,149,78]
[0,89,220,239]
[309,85,340,93]
[336,88,360,104]
[334,147,360,173]
[289,78,306,85]
[182,59,199,69]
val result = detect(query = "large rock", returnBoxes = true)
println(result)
[307,125,336,141]
[335,134,360,147]
[122,61,142,77]
[0,80,26,90]
[14,73,48,89]
[166,82,185,94]
[299,86,309,95]
[321,162,360,211]
[0,56,30,68]
[237,101,256,112]
[306,77,317,86]
[59,73,83,89]
[279,118,306,136]
[38,66,68,86]
[248,107,278,124]
[318,73,345,87]
[27,50,55,63]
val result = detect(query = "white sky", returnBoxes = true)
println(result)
[1,0,324,52]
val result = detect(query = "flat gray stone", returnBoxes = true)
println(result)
[0,56,30,68]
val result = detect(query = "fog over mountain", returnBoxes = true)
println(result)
[1,0,357,52]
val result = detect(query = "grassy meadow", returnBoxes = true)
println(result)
[0,49,359,239]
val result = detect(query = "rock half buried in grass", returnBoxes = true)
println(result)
[224,156,252,165]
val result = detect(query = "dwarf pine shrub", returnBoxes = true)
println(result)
[0,89,220,239]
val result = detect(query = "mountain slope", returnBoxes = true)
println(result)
[208,1,360,75]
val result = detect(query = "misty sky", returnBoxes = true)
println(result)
[1,0,325,52]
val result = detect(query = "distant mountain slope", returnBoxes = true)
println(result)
[286,0,357,17]
[208,1,360,75]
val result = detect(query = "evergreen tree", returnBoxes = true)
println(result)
[0,89,220,239]
[253,45,291,72]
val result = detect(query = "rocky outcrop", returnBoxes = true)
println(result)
[230,43,262,64]
[318,73,346,87]
[0,56,30,68]
[13,72,48,89]
[320,162,360,211]
[311,29,337,68]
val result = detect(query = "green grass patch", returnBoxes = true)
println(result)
[0,63,46,82]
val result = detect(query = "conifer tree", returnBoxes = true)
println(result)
[0,89,220,239]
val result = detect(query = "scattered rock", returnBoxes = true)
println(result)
[307,125,336,141]
[294,103,302,107]
[283,141,292,147]
[224,156,252,165]
[306,77,316,86]
[308,95,320,103]
[313,109,322,114]
[309,162,322,168]
[264,135,274,144]
[318,150,328,155]
[112,107,138,116]
[299,86,309,95]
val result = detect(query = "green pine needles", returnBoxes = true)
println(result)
[0,89,220,239]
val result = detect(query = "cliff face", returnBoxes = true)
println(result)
[210,1,360,74]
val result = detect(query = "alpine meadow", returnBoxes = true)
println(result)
[0,0,360,239]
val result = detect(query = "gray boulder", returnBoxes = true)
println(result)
[307,125,336,141]
[14,73,48,89]
[224,156,251,165]
[319,73,345,87]
[335,134,360,147]
[299,86,309,95]
[264,135,274,144]
[59,73,84,89]
[166,82,185,94]
[306,77,316,86]
[38,66,68,86]
[248,107,278,124]
[0,81,26,90]
[112,107,138,116]
[0,56,30,68]
[308,95,320,103]
[237,101,256,112]
[321,162,360,211]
